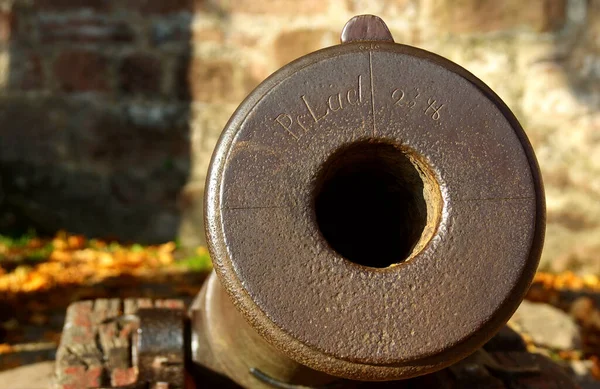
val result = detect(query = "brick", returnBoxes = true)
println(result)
[0,97,69,163]
[273,29,338,67]
[175,55,191,100]
[54,50,109,92]
[58,364,103,388]
[121,0,193,14]
[40,16,134,44]
[346,0,416,16]
[229,30,257,47]
[119,53,162,95]
[7,4,37,46]
[36,0,110,12]
[211,0,327,14]
[69,101,189,172]
[19,53,44,90]
[425,0,567,33]
[181,57,259,103]
[589,0,600,51]
[0,98,190,243]
[5,50,45,90]
[123,102,189,133]
[0,10,15,44]
[193,27,225,44]
[151,14,192,46]
[111,367,137,387]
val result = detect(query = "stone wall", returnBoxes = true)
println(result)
[0,0,598,272]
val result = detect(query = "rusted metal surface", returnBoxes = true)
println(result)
[134,308,186,389]
[187,278,580,389]
[204,14,546,381]
[341,15,394,43]
[190,271,338,388]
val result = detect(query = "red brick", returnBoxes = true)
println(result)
[36,0,110,11]
[425,0,567,33]
[111,367,137,386]
[84,366,103,388]
[0,10,15,43]
[63,366,83,375]
[40,17,134,44]
[119,53,162,95]
[54,50,109,92]
[59,365,103,388]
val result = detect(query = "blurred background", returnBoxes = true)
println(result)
[0,0,599,386]
[0,0,599,272]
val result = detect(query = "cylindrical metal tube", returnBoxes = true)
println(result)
[196,15,545,384]
[190,272,341,388]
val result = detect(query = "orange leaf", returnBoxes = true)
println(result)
[0,344,14,354]
[49,250,72,262]
[158,242,176,254]
[22,273,49,292]
[51,238,68,251]
[98,253,116,268]
[68,235,86,250]
[28,238,44,249]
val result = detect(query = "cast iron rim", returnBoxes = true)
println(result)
[204,41,545,380]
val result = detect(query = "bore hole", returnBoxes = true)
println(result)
[314,141,438,268]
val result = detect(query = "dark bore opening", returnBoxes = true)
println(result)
[314,141,430,268]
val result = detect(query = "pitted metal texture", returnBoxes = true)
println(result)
[204,15,545,381]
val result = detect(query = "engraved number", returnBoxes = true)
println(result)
[391,89,405,105]
[391,87,445,121]
[425,98,444,121]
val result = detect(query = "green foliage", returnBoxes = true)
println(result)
[0,228,38,248]
[178,252,212,272]
[0,229,53,263]
[130,244,144,253]
[174,237,182,250]
[0,229,212,272]
[26,243,54,261]
[108,242,122,252]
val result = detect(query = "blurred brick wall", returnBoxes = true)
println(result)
[0,0,196,243]
[0,0,598,272]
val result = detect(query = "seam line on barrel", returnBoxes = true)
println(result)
[455,196,534,202]
[221,205,297,210]
[369,50,376,137]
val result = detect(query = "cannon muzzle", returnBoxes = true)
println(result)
[191,14,545,388]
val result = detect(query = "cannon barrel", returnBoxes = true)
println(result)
[190,15,545,387]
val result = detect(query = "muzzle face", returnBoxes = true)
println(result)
[204,37,545,380]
